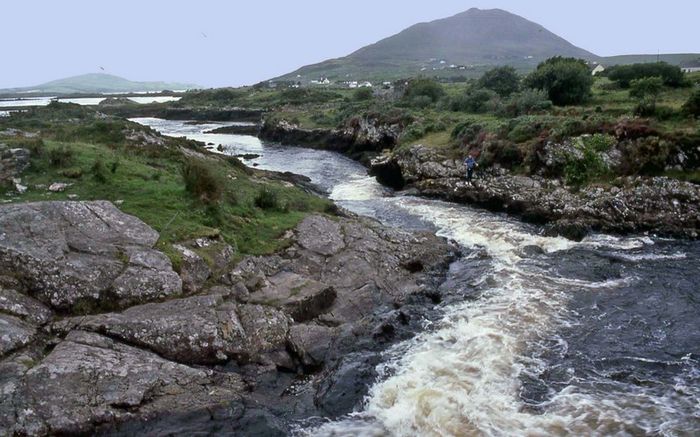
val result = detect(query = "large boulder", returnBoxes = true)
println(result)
[0,201,182,313]
[5,331,244,436]
[247,271,336,322]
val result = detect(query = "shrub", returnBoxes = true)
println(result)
[254,187,280,209]
[564,139,608,186]
[279,88,340,105]
[61,168,83,179]
[409,95,434,109]
[480,139,523,168]
[618,137,671,175]
[525,57,593,105]
[682,89,700,118]
[47,146,74,167]
[478,66,521,97]
[181,160,223,204]
[583,133,616,152]
[91,159,108,183]
[353,87,374,101]
[403,78,445,103]
[448,88,497,113]
[499,89,552,117]
[606,62,686,88]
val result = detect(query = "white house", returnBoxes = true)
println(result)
[348,81,359,89]
[681,60,700,73]
[359,81,373,88]
[591,64,606,76]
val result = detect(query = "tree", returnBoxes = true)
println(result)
[478,66,520,97]
[525,57,593,106]
[606,62,686,88]
[403,78,445,104]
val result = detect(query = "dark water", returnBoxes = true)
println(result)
[134,118,700,436]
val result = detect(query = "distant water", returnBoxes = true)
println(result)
[0,96,180,108]
[135,118,700,437]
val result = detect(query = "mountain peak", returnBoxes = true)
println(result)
[275,8,597,83]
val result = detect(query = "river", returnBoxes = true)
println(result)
[134,118,700,437]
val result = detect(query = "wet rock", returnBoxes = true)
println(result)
[0,201,181,313]
[372,144,700,240]
[173,244,211,292]
[289,323,336,367]
[7,331,244,436]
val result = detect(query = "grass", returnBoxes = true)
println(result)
[1,105,334,261]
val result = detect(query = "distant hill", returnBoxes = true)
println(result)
[274,8,700,84]
[275,8,599,82]
[601,53,700,66]
[1,73,200,95]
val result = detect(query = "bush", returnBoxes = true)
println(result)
[409,95,434,109]
[618,136,671,175]
[564,139,608,186]
[448,88,497,113]
[682,89,700,118]
[91,159,108,183]
[279,88,341,105]
[525,57,593,105]
[480,139,523,168]
[403,78,445,103]
[353,87,374,101]
[499,89,552,117]
[606,62,686,88]
[181,160,223,204]
[478,66,521,97]
[254,187,280,209]
[47,146,74,167]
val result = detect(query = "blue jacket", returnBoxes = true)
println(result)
[464,157,477,170]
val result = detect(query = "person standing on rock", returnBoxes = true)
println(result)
[464,154,478,183]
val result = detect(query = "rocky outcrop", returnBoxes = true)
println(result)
[259,117,401,163]
[3,331,244,436]
[0,203,457,435]
[371,145,700,240]
[204,124,261,136]
[0,144,30,184]
[0,201,182,313]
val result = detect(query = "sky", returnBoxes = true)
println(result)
[1,0,698,89]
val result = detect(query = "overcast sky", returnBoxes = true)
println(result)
[1,0,698,88]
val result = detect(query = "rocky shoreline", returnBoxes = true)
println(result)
[370,145,700,240]
[258,118,400,164]
[0,201,459,435]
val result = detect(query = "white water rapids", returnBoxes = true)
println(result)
[134,118,699,437]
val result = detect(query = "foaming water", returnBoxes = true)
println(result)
[135,118,700,436]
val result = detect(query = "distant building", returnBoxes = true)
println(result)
[347,81,359,88]
[359,81,373,88]
[681,60,700,73]
[591,64,606,76]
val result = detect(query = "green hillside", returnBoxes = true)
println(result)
[1,73,200,95]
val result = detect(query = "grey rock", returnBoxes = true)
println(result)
[54,294,247,365]
[248,271,336,322]
[237,304,292,368]
[296,215,345,256]
[289,323,335,367]
[173,244,211,292]
[0,314,34,357]
[8,331,244,436]
[0,201,181,313]
[0,288,53,325]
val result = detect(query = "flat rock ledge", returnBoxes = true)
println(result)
[0,202,458,435]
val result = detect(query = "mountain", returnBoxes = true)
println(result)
[1,73,200,95]
[275,8,600,82]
